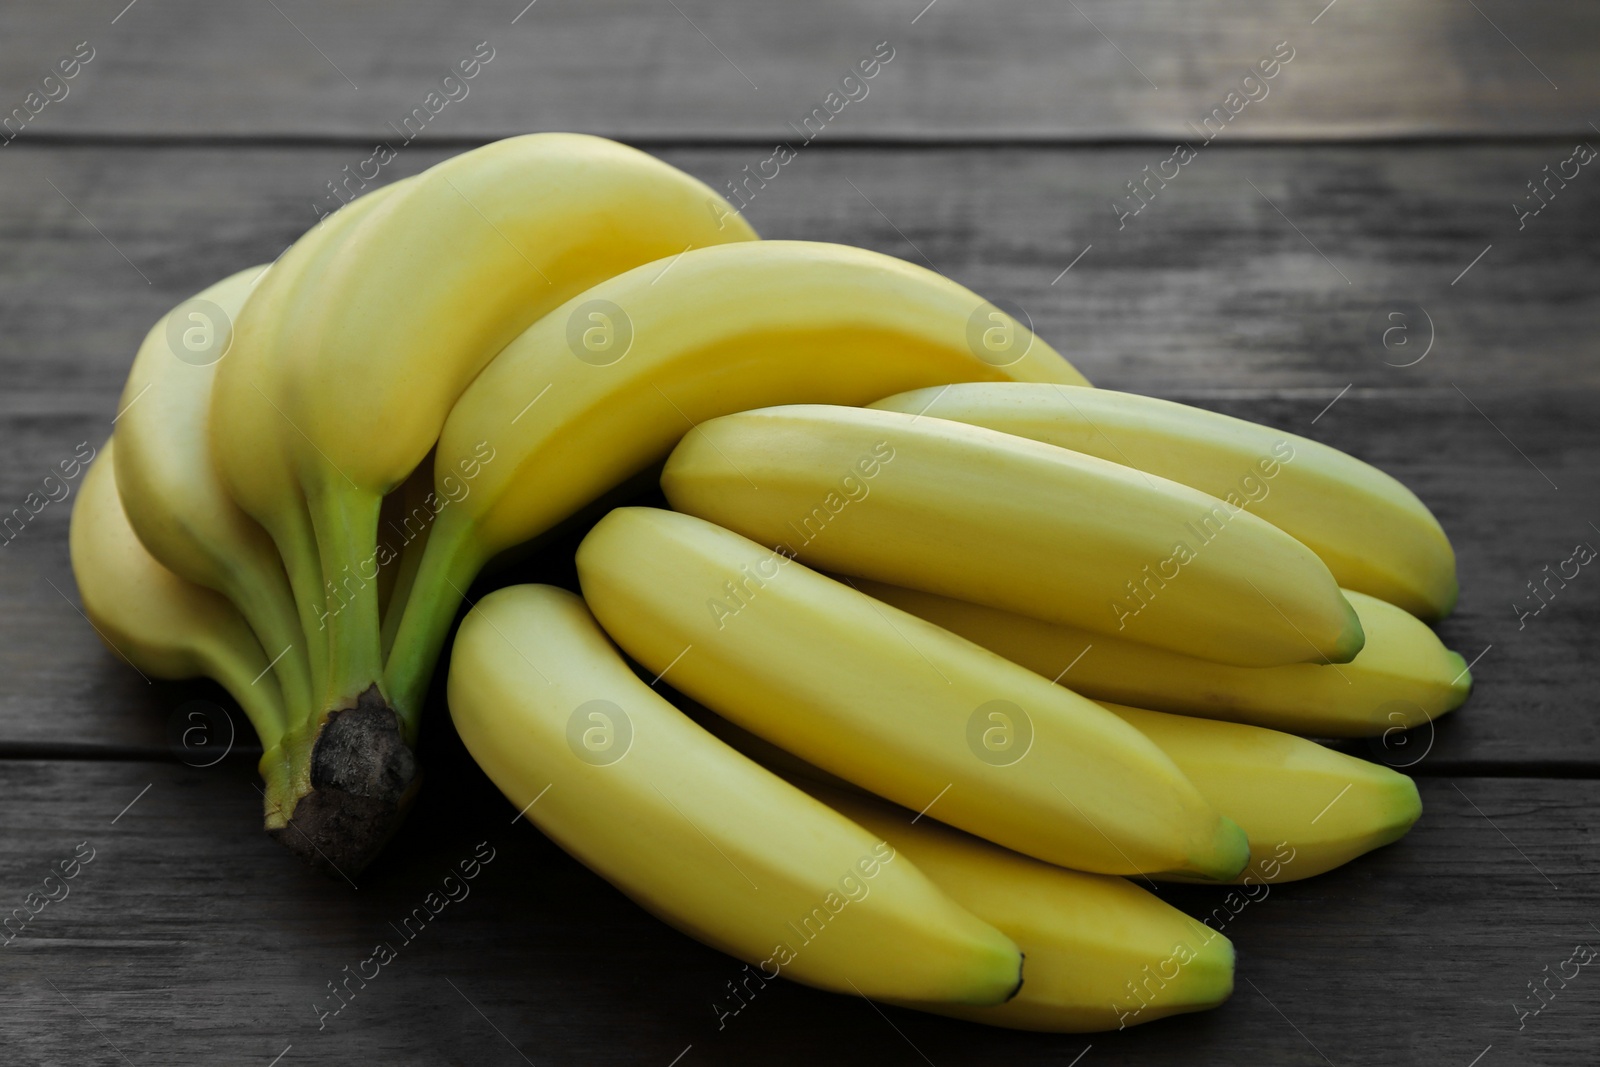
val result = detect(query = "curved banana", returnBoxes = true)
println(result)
[213,134,758,739]
[858,581,1469,736]
[386,239,1091,717]
[447,583,1024,1005]
[660,404,1362,668]
[673,681,1419,884]
[872,383,1458,619]
[113,264,315,734]
[812,785,1236,1031]
[575,507,1249,880]
[1101,703,1423,883]
[70,440,291,799]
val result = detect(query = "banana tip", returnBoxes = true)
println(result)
[1438,576,1461,619]
[1183,817,1252,882]
[1004,952,1026,1004]
[1330,597,1367,664]
[1446,650,1474,704]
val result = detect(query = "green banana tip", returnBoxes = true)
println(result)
[1184,816,1252,883]
[1331,598,1367,664]
[1447,650,1474,705]
[1385,773,1425,838]
[1204,935,1237,1007]
[1005,952,1026,1005]
[1437,575,1461,620]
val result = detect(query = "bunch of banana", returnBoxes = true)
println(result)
[77,134,1081,872]
[73,132,1472,1032]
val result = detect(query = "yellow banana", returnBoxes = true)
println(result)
[660,404,1362,668]
[447,583,1024,1005]
[69,440,291,799]
[859,581,1469,737]
[575,507,1249,880]
[385,239,1090,716]
[872,383,1458,619]
[813,785,1235,1032]
[213,134,757,736]
[1100,702,1423,883]
[673,679,1418,883]
[112,264,315,735]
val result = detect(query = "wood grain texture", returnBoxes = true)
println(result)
[1,143,1596,405]
[1,758,1594,1066]
[0,1,1593,141]
[0,4,1593,1065]
[0,147,1595,764]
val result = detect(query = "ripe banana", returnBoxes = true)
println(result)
[858,581,1470,737]
[447,583,1024,1005]
[112,264,315,735]
[213,133,757,738]
[811,785,1236,1031]
[672,678,1418,884]
[1100,702,1423,883]
[70,440,292,801]
[660,404,1362,668]
[385,239,1091,717]
[872,383,1458,619]
[575,507,1249,880]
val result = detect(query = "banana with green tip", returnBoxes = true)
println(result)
[447,583,1025,1005]
[872,383,1458,619]
[386,238,1091,717]
[857,581,1469,736]
[1099,702,1423,883]
[575,507,1250,880]
[660,404,1362,668]
[812,785,1236,1032]
[674,674,1419,883]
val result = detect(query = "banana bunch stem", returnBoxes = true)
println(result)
[384,509,486,722]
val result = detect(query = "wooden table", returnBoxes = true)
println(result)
[3,3,1596,1063]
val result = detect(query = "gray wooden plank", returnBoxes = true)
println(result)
[1,143,1595,405]
[0,760,1594,1065]
[0,1,1594,142]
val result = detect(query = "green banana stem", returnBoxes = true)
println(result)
[202,637,287,752]
[308,480,388,716]
[226,566,318,744]
[384,507,486,726]
[378,473,438,662]
[272,498,334,720]
[200,629,300,835]
[378,520,429,661]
